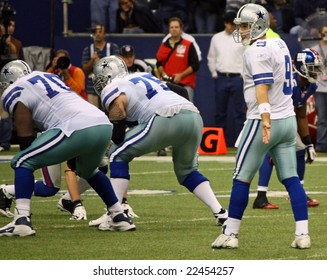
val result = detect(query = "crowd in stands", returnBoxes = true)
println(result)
[90,0,326,35]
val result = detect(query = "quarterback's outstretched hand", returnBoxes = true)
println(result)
[306,144,316,164]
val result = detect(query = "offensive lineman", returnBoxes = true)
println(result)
[90,55,228,230]
[0,60,135,236]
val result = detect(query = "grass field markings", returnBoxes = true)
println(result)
[49,224,89,229]
[29,189,327,203]
[31,212,324,230]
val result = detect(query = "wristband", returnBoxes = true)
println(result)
[301,135,312,145]
[258,103,271,115]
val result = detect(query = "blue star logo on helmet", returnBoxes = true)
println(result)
[257,10,264,19]
[2,67,10,77]
[101,61,110,70]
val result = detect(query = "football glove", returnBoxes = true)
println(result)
[306,144,316,164]
[70,202,87,220]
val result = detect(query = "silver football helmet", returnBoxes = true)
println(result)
[0,60,32,92]
[92,55,128,96]
[294,48,324,83]
[233,4,270,46]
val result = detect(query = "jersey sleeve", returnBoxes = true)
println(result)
[247,44,274,86]
[2,84,26,114]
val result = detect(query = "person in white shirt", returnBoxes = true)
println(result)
[207,11,246,146]
[212,4,310,250]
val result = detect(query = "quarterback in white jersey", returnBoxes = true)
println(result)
[212,4,310,250]
[0,60,135,237]
[243,38,295,120]
[90,56,228,228]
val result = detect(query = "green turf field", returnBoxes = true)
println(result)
[0,148,326,260]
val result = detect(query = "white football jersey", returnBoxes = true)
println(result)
[243,38,295,120]
[1,71,109,136]
[101,72,198,124]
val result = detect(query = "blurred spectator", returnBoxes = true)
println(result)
[225,0,249,14]
[0,101,11,152]
[266,12,281,38]
[156,17,200,103]
[90,0,119,33]
[119,44,152,73]
[190,0,226,33]
[0,18,24,152]
[5,19,24,60]
[81,24,119,108]
[46,49,87,100]
[312,24,327,152]
[294,0,327,27]
[207,12,246,146]
[264,0,288,34]
[161,31,202,62]
[159,0,190,33]
[280,1,297,34]
[0,23,17,68]
[116,0,162,33]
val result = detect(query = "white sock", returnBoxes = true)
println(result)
[224,217,241,236]
[295,220,309,236]
[62,191,71,200]
[108,201,123,213]
[257,185,268,192]
[111,178,129,202]
[15,198,31,216]
[4,184,15,197]
[193,181,223,214]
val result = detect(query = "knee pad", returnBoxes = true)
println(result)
[34,181,60,197]
[182,171,208,192]
[110,161,130,179]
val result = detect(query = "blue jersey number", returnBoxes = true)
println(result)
[27,73,71,99]
[283,55,292,95]
[129,73,170,99]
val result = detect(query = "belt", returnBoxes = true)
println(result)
[217,72,241,78]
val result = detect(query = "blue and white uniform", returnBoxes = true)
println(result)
[100,72,224,216]
[0,70,122,219]
[226,37,308,229]
[101,72,201,184]
[1,71,111,179]
[236,38,297,181]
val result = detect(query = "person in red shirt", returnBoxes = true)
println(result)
[156,17,200,103]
